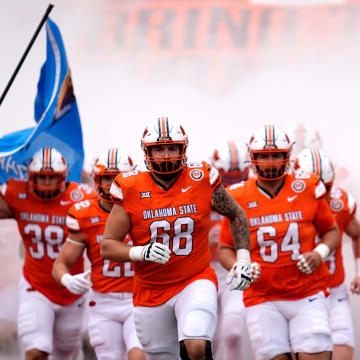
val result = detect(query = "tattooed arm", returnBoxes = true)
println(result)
[212,184,251,290]
[212,184,250,251]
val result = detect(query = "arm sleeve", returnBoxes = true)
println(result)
[313,197,336,235]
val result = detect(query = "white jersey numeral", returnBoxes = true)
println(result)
[257,223,300,263]
[24,224,64,260]
[149,217,194,255]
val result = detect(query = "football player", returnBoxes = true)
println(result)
[0,147,96,360]
[53,148,145,360]
[100,117,251,360]
[218,125,340,360]
[209,140,250,359]
[296,147,360,360]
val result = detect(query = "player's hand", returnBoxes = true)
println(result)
[226,261,251,291]
[61,270,92,295]
[141,242,171,264]
[250,262,261,283]
[297,252,321,274]
[350,277,360,295]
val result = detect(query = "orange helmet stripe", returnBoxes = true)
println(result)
[228,141,238,170]
[266,125,275,146]
[311,148,321,176]
[158,117,169,139]
[43,148,50,169]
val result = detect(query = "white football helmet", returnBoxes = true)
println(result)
[295,148,335,191]
[288,123,323,156]
[248,125,293,181]
[141,117,188,174]
[28,147,68,201]
[93,148,136,201]
[210,140,250,186]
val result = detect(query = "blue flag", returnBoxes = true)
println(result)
[0,18,84,184]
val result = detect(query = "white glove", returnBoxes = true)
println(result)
[226,249,251,291]
[61,270,92,295]
[297,254,312,274]
[250,262,261,283]
[141,242,171,264]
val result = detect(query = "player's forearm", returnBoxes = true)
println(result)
[52,260,72,285]
[100,238,131,262]
[318,224,340,254]
[218,245,236,270]
[230,207,250,251]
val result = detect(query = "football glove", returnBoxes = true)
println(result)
[61,270,92,295]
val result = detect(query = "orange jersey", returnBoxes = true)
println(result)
[220,173,335,307]
[324,187,356,288]
[1,179,97,305]
[66,199,134,293]
[110,162,220,306]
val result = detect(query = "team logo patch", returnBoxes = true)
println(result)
[96,234,103,243]
[291,180,306,193]
[140,191,151,199]
[330,199,344,212]
[190,169,204,181]
[18,193,27,199]
[70,189,84,202]
[90,216,100,224]
[248,201,258,209]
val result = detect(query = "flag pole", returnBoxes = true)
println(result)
[0,4,54,106]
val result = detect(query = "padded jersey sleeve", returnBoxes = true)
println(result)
[109,174,124,205]
[207,163,222,191]
[347,191,357,217]
[66,200,92,233]
[313,197,336,235]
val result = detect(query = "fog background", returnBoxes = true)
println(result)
[0,0,360,358]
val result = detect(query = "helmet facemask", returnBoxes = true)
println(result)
[29,170,67,201]
[144,141,187,177]
[93,148,136,202]
[250,148,291,181]
[141,118,188,178]
[94,170,119,202]
[27,148,68,201]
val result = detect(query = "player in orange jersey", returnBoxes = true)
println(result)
[53,148,145,360]
[218,125,340,360]
[100,117,251,360]
[209,140,250,359]
[296,148,360,360]
[0,147,97,360]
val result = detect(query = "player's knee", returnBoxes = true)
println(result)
[180,340,213,360]
[25,348,49,360]
[224,329,242,350]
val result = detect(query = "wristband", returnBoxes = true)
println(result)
[314,243,330,260]
[236,249,250,263]
[60,273,72,287]
[356,258,360,277]
[129,246,144,261]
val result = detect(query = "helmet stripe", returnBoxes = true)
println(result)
[316,149,323,180]
[44,148,49,169]
[159,117,168,138]
[110,148,115,168]
[311,148,321,176]
[228,141,238,170]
